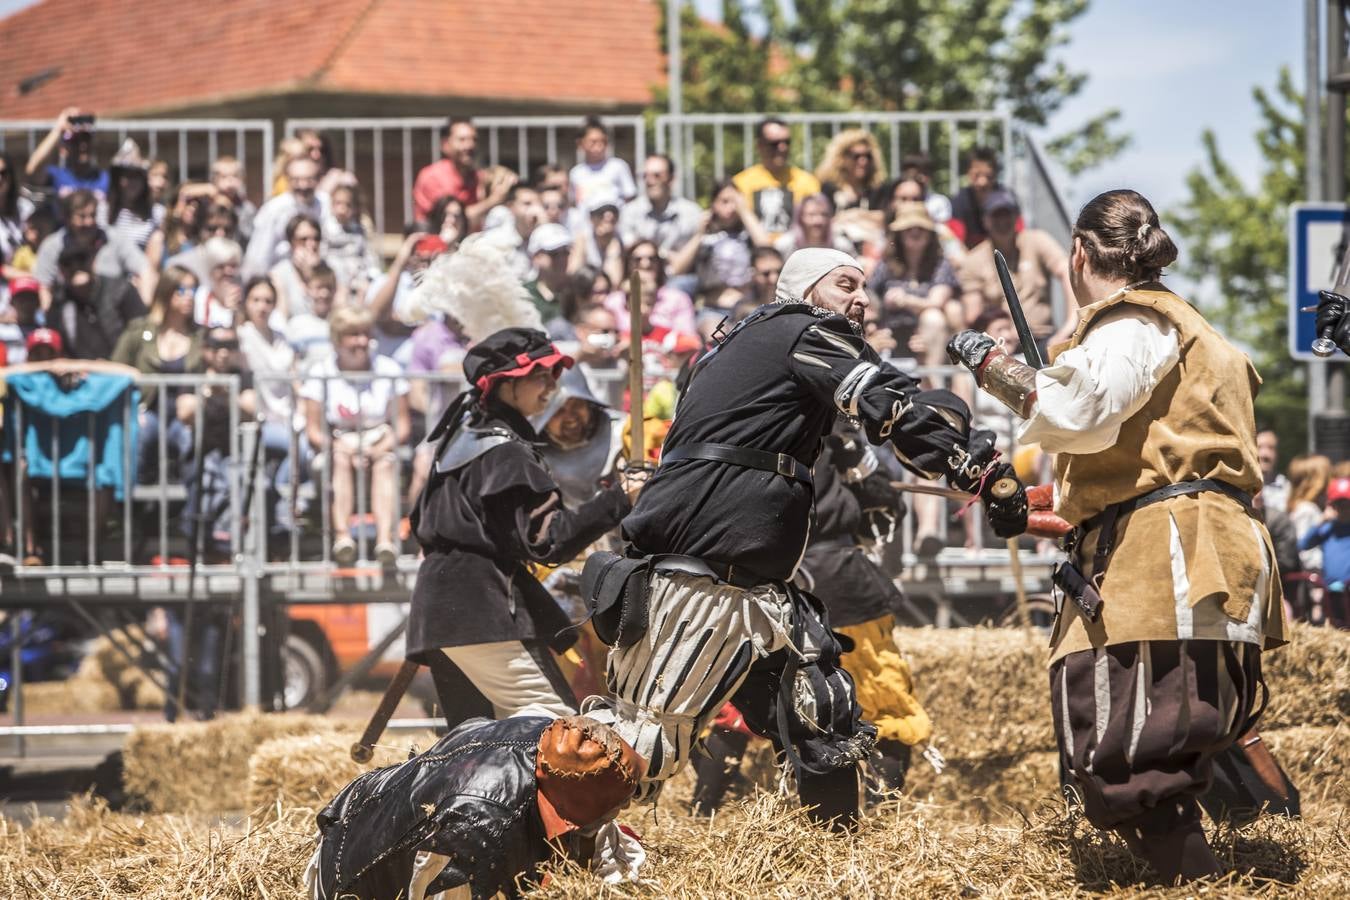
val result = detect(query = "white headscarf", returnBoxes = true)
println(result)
[774,248,863,305]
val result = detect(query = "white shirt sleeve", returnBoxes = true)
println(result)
[1017,306,1180,454]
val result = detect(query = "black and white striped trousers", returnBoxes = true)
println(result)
[584,569,813,802]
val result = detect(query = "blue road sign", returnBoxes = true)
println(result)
[1289,203,1350,361]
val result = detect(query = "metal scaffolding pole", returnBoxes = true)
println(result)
[668,0,683,117]
[1327,0,1348,415]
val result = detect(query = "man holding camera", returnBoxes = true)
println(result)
[25,108,108,216]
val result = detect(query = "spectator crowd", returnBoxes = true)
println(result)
[1256,429,1350,627]
[0,110,1079,568]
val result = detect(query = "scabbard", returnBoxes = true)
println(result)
[1237,730,1291,801]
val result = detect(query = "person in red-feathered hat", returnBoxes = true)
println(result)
[406,327,643,731]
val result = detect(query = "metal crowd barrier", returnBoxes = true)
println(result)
[0,111,1070,251]
[0,118,275,205]
[0,365,1048,575]
[282,116,648,235]
[654,110,1013,201]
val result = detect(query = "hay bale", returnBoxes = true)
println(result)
[123,712,338,813]
[20,676,120,714]
[247,729,439,813]
[898,623,1350,761]
[78,631,167,711]
[1263,623,1350,729]
[0,797,314,899]
[19,630,168,716]
[897,626,1053,757]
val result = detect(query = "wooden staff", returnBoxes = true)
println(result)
[628,270,645,464]
[892,480,1032,626]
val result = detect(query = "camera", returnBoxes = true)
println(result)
[68,114,95,129]
[586,331,617,350]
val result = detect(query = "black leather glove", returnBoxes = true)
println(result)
[944,429,1028,539]
[1316,290,1350,356]
[946,330,996,374]
[980,462,1029,539]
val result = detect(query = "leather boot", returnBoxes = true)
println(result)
[1135,802,1223,884]
[798,763,862,832]
[864,739,912,805]
[691,728,750,815]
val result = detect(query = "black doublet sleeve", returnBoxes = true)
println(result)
[479,442,631,567]
[788,316,994,489]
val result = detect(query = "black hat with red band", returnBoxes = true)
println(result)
[464,327,574,398]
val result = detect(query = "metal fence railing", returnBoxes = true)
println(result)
[282,116,648,236]
[654,111,1014,204]
[0,113,1072,251]
[1,364,1052,576]
[0,118,275,208]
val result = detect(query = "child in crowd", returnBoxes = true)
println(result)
[288,264,339,370]
[1298,477,1350,598]
[9,207,57,273]
[568,117,637,211]
[322,184,380,300]
[0,276,44,363]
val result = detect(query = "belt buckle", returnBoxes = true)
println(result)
[776,453,794,477]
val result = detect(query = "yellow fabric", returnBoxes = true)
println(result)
[644,380,678,421]
[1047,285,1287,663]
[621,415,671,465]
[9,245,35,272]
[835,615,932,746]
[733,164,822,238]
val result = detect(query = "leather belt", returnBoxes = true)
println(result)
[660,442,813,485]
[1080,478,1254,537]
[1075,479,1255,589]
[645,552,771,589]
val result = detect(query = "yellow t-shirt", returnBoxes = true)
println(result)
[732,164,822,237]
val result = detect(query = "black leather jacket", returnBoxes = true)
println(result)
[312,716,557,900]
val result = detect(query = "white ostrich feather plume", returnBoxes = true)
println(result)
[407,233,541,342]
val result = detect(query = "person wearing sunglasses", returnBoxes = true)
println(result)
[731,117,822,239]
[112,265,204,481]
[815,130,888,213]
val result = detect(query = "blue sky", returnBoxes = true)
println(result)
[1040,0,1303,216]
[1,0,1303,217]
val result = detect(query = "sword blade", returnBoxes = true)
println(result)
[889,481,975,502]
[994,249,1045,370]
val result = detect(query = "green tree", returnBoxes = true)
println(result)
[654,0,1128,172]
[1170,67,1310,453]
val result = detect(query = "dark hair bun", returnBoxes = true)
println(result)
[1132,221,1178,274]
[1074,189,1176,282]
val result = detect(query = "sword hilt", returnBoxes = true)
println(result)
[990,476,1019,500]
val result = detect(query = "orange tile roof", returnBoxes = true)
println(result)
[0,0,663,119]
[321,0,664,106]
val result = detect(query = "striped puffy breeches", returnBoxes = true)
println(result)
[1050,639,1263,830]
[583,570,804,802]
